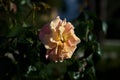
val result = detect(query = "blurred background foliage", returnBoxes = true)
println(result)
[0,0,119,80]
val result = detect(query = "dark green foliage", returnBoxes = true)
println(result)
[0,0,102,80]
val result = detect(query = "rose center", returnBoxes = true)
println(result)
[60,36,65,43]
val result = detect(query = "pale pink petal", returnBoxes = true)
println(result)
[46,47,59,61]
[39,24,56,49]
[10,2,17,13]
[39,24,51,39]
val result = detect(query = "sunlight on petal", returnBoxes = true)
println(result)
[39,16,80,62]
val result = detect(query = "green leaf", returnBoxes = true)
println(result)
[7,25,24,38]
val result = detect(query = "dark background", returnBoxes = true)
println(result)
[88,0,120,80]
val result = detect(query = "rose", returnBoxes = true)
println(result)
[39,16,80,62]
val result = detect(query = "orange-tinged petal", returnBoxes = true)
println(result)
[63,22,74,34]
[50,16,62,32]
[39,16,81,62]
[64,27,80,46]
[63,43,77,58]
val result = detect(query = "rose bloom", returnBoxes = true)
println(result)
[39,16,80,62]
